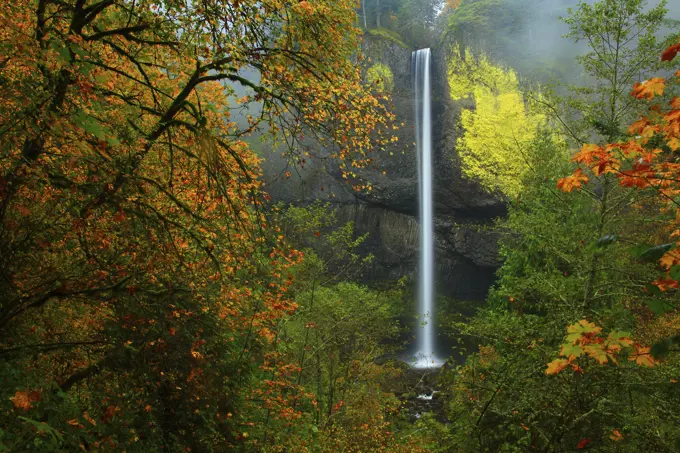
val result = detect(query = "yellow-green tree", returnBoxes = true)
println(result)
[448,46,548,198]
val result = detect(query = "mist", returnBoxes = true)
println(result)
[443,0,680,84]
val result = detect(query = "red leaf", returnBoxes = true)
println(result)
[577,438,591,449]
[662,42,680,62]
[113,209,126,222]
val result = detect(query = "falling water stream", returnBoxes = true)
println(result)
[412,48,444,369]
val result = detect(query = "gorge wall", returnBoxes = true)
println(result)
[260,32,505,301]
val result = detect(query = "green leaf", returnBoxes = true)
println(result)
[73,110,106,139]
[670,266,680,281]
[50,40,70,64]
[560,342,583,358]
[18,417,63,442]
[645,282,663,297]
[646,298,672,316]
[639,243,674,261]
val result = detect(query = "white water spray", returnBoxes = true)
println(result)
[412,48,443,369]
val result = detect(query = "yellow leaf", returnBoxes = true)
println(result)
[545,358,570,375]
[631,77,666,100]
[630,344,655,368]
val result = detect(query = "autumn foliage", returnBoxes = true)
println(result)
[558,38,680,291]
[0,0,401,451]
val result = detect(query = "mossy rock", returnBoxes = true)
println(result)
[366,27,409,49]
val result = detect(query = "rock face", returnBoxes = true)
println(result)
[260,32,505,301]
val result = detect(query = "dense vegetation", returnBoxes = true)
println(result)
[2,0,680,452]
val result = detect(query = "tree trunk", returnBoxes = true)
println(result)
[376,0,381,27]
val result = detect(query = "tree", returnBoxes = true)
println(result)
[0,0,395,450]
[447,45,548,198]
[437,2,680,451]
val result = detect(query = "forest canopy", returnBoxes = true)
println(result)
[3,0,680,452]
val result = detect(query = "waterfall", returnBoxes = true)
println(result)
[412,48,443,369]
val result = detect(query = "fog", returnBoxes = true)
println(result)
[461,0,680,83]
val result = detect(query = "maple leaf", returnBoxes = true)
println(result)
[631,78,665,100]
[545,358,570,376]
[609,429,624,441]
[10,389,42,411]
[584,344,609,364]
[572,144,603,165]
[577,438,591,449]
[628,117,649,135]
[593,156,620,176]
[652,278,679,292]
[557,169,589,193]
[618,172,649,189]
[668,136,680,151]
[559,343,583,359]
[660,250,680,269]
[630,344,655,368]
[606,331,633,349]
[566,319,602,344]
[661,42,680,62]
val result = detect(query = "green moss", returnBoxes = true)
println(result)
[366,27,409,49]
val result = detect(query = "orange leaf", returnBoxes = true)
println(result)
[609,429,624,441]
[545,358,570,376]
[630,344,655,368]
[572,144,603,165]
[660,251,680,269]
[628,117,649,135]
[10,389,41,411]
[83,411,97,426]
[631,78,666,100]
[557,169,589,193]
[652,278,679,292]
[67,419,84,429]
[668,137,680,151]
